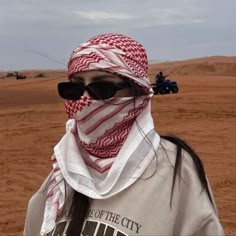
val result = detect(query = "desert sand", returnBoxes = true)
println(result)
[0,56,235,235]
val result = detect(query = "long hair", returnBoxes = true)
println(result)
[66,80,213,235]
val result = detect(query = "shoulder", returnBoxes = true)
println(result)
[155,137,207,196]
[27,171,53,210]
[156,137,218,209]
[157,137,201,171]
[24,172,53,236]
[157,137,217,206]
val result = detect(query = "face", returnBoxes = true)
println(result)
[70,70,135,98]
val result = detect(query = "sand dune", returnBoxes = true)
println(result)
[0,57,235,235]
[149,56,236,77]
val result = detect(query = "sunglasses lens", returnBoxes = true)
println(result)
[88,82,117,100]
[58,82,84,100]
[58,80,130,100]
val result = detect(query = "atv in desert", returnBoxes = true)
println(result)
[151,80,179,95]
[15,72,26,80]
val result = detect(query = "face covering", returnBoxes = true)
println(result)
[40,33,160,235]
[66,95,150,160]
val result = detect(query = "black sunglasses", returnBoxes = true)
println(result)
[58,80,131,100]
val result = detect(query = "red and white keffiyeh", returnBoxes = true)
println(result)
[68,96,150,160]
[68,33,152,92]
[41,33,160,235]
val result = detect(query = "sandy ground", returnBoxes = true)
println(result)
[0,59,235,235]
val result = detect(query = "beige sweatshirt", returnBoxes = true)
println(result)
[24,139,224,236]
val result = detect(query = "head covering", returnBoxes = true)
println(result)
[41,33,160,235]
[68,33,151,92]
[64,33,153,160]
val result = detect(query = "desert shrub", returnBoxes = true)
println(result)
[35,73,45,78]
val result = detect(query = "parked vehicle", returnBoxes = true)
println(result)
[151,80,179,95]
[15,72,26,80]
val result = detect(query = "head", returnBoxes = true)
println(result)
[58,33,152,105]
[51,34,156,236]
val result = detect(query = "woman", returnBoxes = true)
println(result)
[24,33,224,236]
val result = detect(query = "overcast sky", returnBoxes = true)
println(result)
[1,0,236,70]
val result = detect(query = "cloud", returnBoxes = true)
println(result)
[71,7,204,29]
[128,6,205,29]
[74,10,133,24]
[149,8,204,25]
[0,0,236,70]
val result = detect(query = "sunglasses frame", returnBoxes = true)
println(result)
[58,80,131,100]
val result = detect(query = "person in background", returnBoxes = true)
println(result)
[24,33,224,236]
[155,71,169,84]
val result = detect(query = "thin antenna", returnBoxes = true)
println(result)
[27,49,66,66]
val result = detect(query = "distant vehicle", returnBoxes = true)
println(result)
[15,72,26,80]
[151,79,179,95]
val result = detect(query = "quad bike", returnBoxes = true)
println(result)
[151,80,179,95]
[15,72,26,80]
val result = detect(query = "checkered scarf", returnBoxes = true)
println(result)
[67,33,151,90]
[40,33,159,235]
[65,33,152,162]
